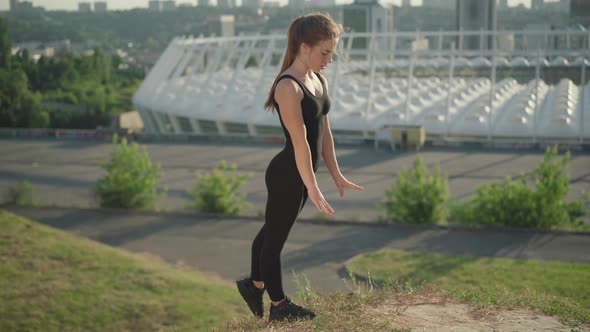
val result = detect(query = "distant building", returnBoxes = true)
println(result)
[263,1,280,7]
[161,0,176,11]
[148,0,161,11]
[308,0,336,7]
[401,0,411,7]
[456,0,497,50]
[197,0,212,6]
[523,23,565,50]
[533,0,569,12]
[178,2,193,8]
[20,1,33,9]
[13,40,72,61]
[9,0,18,11]
[217,0,236,8]
[288,0,304,9]
[9,0,38,11]
[422,0,454,10]
[208,15,235,37]
[94,1,107,12]
[498,0,508,9]
[543,0,569,13]
[243,0,263,9]
[79,2,92,12]
[341,0,394,50]
[571,0,590,26]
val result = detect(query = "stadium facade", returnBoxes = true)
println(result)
[132,29,590,143]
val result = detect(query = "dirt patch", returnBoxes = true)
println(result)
[367,293,587,331]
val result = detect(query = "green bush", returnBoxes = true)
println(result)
[469,175,541,228]
[94,134,164,209]
[451,146,589,229]
[187,161,251,215]
[446,197,474,225]
[380,156,449,224]
[11,180,35,206]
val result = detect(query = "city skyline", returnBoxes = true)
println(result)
[2,0,533,11]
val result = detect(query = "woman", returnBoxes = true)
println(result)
[236,13,364,322]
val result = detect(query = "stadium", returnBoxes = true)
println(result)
[132,28,590,144]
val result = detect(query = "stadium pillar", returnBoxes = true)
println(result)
[405,52,415,126]
[365,33,377,138]
[189,118,203,135]
[445,43,456,137]
[580,59,587,143]
[488,52,496,142]
[389,33,396,63]
[330,45,341,119]
[489,30,498,141]
[533,49,542,143]
[437,29,443,56]
[480,28,485,56]
[151,111,167,134]
[345,33,354,62]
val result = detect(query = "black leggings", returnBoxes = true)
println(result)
[250,159,309,302]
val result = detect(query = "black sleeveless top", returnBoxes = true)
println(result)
[273,72,331,171]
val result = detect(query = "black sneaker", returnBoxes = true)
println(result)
[269,296,316,322]
[236,277,264,318]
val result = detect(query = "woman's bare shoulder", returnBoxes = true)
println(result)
[275,76,304,102]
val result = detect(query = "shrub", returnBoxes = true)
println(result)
[446,198,475,225]
[468,175,540,228]
[10,180,35,206]
[380,156,449,224]
[451,146,589,229]
[94,134,164,209]
[187,161,251,215]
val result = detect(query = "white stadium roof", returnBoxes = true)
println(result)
[133,29,590,142]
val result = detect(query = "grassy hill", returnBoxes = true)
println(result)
[0,209,248,332]
[1,208,587,331]
[347,248,590,328]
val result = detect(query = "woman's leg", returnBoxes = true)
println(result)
[259,187,307,302]
[250,224,265,283]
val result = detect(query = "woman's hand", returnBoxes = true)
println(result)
[308,186,335,215]
[334,174,364,197]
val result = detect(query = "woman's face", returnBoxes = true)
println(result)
[300,38,338,73]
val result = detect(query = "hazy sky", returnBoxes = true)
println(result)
[1,0,532,11]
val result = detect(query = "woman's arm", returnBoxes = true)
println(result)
[321,114,342,180]
[319,74,341,179]
[319,74,364,197]
[275,78,334,214]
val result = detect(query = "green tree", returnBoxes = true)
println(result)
[0,18,12,69]
[0,68,45,128]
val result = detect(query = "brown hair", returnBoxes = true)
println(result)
[263,12,345,111]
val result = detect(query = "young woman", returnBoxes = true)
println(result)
[236,13,364,322]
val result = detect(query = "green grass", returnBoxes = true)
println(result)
[0,209,249,332]
[347,248,590,327]
[221,273,413,332]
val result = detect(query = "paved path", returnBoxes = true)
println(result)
[4,205,589,298]
[1,139,589,222]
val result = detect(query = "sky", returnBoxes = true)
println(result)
[1,0,532,11]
